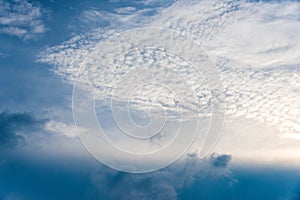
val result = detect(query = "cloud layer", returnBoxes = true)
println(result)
[38,0,300,136]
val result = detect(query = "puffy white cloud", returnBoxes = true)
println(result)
[0,0,46,39]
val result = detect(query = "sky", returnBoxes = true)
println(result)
[0,0,300,199]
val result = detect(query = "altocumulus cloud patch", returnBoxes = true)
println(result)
[38,0,300,138]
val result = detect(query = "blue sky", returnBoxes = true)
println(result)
[0,0,300,199]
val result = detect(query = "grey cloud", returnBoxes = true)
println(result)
[0,112,44,149]
[209,153,231,168]
[90,153,233,200]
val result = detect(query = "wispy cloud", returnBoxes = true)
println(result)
[80,7,150,30]
[0,0,46,40]
[153,0,300,68]
[44,120,77,138]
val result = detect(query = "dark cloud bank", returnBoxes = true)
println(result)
[1,153,299,200]
[0,112,300,200]
[0,152,233,200]
[0,112,44,149]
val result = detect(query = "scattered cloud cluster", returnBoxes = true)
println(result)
[38,2,170,79]
[0,0,46,39]
[92,47,213,119]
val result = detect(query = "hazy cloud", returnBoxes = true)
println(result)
[44,120,77,138]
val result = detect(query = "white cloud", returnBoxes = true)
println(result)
[153,0,300,68]
[44,121,77,138]
[37,0,300,164]
[38,0,300,134]
[0,0,46,39]
[79,4,159,31]
[114,6,137,14]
